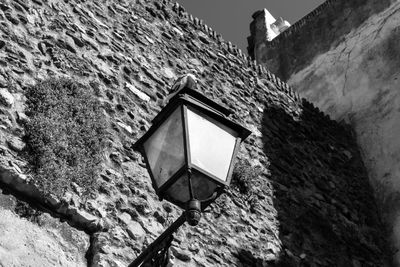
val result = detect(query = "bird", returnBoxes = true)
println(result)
[170,73,198,93]
[164,72,198,104]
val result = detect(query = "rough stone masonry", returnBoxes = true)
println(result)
[0,0,389,266]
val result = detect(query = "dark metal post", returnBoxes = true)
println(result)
[128,213,186,267]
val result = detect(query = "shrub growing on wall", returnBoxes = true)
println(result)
[25,78,106,197]
[231,158,262,196]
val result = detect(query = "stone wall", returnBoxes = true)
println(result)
[0,0,388,266]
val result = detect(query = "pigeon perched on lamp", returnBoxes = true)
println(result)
[170,73,197,92]
[165,72,198,103]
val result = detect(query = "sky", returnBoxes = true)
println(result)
[176,0,325,53]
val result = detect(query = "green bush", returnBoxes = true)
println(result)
[231,158,261,195]
[25,78,106,197]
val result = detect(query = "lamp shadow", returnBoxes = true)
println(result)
[234,100,388,266]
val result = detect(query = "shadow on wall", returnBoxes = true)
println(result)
[235,100,389,266]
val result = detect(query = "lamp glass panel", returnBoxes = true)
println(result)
[186,107,238,182]
[164,169,218,204]
[143,108,185,188]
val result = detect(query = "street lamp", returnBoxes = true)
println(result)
[130,85,250,266]
[134,86,251,225]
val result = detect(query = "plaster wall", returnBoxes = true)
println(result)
[0,190,89,266]
[249,0,394,80]
[286,2,400,264]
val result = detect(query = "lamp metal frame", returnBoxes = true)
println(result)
[133,87,251,210]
